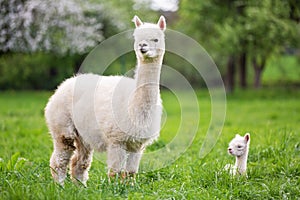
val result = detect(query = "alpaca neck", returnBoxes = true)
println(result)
[133,58,162,106]
[128,57,162,135]
[136,57,162,86]
[235,149,248,175]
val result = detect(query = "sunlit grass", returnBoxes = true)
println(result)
[0,88,299,199]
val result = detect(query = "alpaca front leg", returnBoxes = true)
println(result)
[70,151,93,186]
[50,135,76,186]
[125,151,143,174]
[50,150,73,185]
[107,144,127,178]
[70,138,93,187]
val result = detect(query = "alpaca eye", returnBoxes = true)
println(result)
[153,39,158,42]
[237,145,242,148]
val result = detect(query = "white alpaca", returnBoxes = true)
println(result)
[225,133,250,175]
[45,16,166,186]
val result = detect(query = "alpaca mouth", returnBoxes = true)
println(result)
[141,50,157,58]
[140,48,148,54]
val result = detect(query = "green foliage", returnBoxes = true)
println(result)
[0,53,77,90]
[178,0,300,65]
[164,52,205,86]
[0,89,299,199]
[244,1,298,58]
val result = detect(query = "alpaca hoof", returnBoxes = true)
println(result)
[108,170,136,185]
[71,177,87,187]
[108,171,127,179]
[108,170,117,178]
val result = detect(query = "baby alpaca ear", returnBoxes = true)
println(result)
[244,133,250,142]
[157,16,166,31]
[133,15,143,28]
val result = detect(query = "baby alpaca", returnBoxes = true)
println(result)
[226,133,250,175]
[45,16,166,186]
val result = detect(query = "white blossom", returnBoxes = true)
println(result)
[0,0,104,54]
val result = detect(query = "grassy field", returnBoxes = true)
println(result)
[263,56,300,85]
[0,88,299,199]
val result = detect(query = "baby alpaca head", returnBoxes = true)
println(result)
[132,15,166,62]
[228,133,250,157]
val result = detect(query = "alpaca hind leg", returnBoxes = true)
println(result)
[50,135,76,185]
[70,137,93,186]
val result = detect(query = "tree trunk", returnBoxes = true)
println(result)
[252,57,266,89]
[254,67,262,88]
[238,52,247,88]
[226,55,236,93]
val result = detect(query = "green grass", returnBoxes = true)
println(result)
[263,55,300,85]
[0,89,299,199]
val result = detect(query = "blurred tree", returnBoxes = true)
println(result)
[244,1,299,88]
[0,0,105,55]
[288,0,300,22]
[0,0,161,90]
[0,0,153,55]
[0,53,75,90]
[178,0,300,90]
[178,0,244,91]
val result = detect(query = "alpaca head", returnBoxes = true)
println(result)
[132,15,166,62]
[228,133,250,157]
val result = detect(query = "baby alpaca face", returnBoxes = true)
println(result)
[228,134,250,157]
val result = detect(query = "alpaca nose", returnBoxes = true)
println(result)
[228,148,232,153]
[139,42,149,54]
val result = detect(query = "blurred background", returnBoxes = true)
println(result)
[0,0,299,92]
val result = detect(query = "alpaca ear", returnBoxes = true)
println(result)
[133,15,143,28]
[157,16,166,31]
[244,133,250,142]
